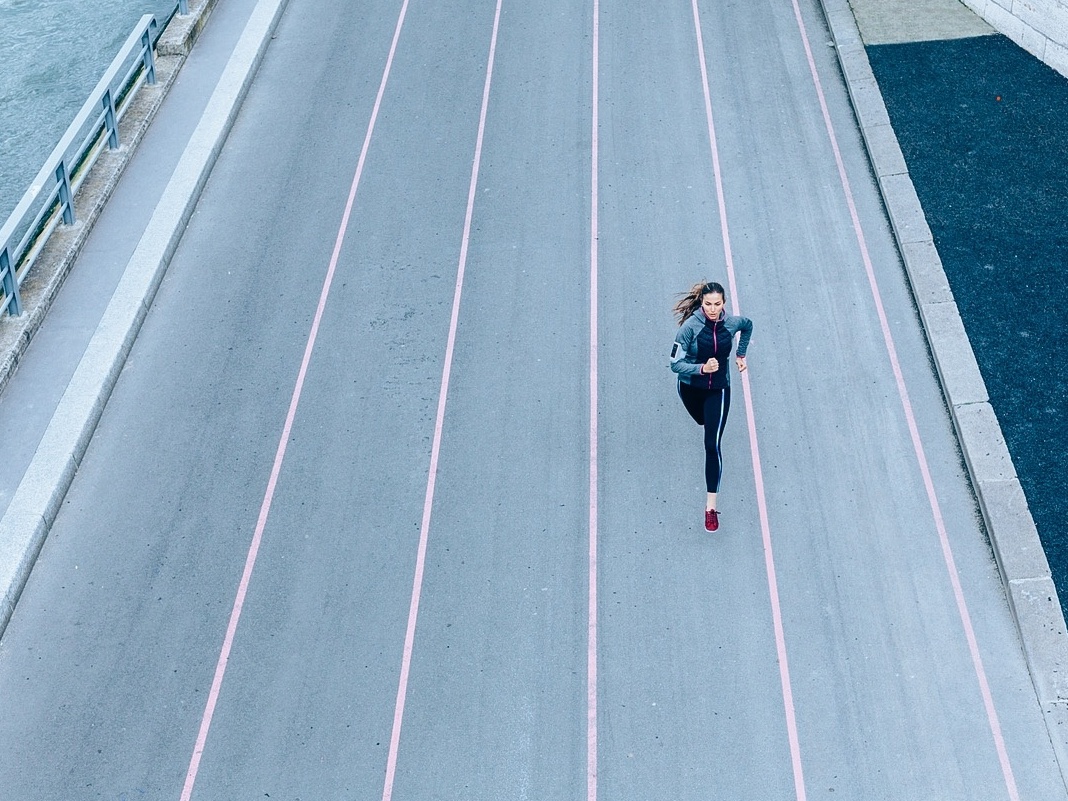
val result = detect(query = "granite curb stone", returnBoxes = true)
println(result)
[845,77,893,127]
[861,122,907,176]
[955,400,1019,483]
[820,0,1068,775]
[0,0,291,639]
[837,42,876,84]
[919,300,990,406]
[0,512,48,631]
[878,172,935,244]
[981,479,1054,582]
[1050,37,1068,74]
[899,239,953,304]
[1009,576,1068,702]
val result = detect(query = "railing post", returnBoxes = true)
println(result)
[141,24,157,86]
[1,247,22,317]
[102,89,120,149]
[178,0,189,15]
[55,161,75,225]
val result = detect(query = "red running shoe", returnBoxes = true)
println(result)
[705,508,719,532]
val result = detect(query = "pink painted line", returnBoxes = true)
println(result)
[786,2,1020,798]
[176,3,413,799]
[378,2,504,798]
[587,2,600,800]
[689,2,808,799]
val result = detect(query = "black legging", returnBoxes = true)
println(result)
[678,382,732,493]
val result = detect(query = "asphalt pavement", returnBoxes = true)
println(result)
[865,30,1068,619]
[0,0,1065,798]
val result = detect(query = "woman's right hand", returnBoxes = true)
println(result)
[702,357,719,374]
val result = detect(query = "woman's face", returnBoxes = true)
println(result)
[701,292,725,320]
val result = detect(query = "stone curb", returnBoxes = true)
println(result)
[817,0,1068,774]
[0,0,291,637]
[0,0,220,402]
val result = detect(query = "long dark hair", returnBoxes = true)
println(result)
[673,281,725,325]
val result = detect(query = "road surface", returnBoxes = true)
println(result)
[0,0,1063,798]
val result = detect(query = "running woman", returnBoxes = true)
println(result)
[670,281,753,532]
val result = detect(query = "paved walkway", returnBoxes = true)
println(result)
[849,0,993,43]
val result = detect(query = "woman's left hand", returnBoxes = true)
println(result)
[736,356,747,373]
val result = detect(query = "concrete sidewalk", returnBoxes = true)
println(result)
[848,0,993,43]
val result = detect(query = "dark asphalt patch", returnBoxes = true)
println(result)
[867,35,1068,615]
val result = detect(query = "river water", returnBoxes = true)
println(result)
[0,0,177,224]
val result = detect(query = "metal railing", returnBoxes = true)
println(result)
[0,14,161,318]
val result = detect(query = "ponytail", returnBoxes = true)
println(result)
[673,281,725,325]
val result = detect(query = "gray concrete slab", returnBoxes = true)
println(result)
[982,478,1054,582]
[880,171,936,243]
[900,238,954,304]
[954,401,1018,482]
[837,40,878,85]
[921,299,990,405]
[847,76,894,127]
[848,0,995,44]
[861,121,908,176]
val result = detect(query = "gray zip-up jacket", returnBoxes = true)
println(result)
[670,310,753,389]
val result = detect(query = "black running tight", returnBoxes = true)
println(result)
[677,382,732,493]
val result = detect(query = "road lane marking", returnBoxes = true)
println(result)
[177,0,414,797]
[379,1,504,798]
[689,2,809,799]
[588,1,601,799]
[786,0,1021,798]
